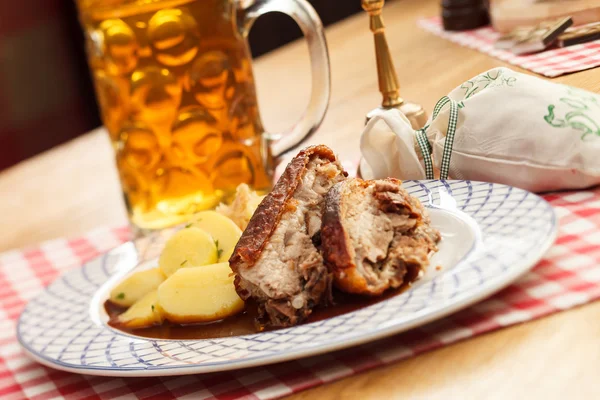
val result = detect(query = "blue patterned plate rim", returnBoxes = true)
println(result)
[16,180,558,376]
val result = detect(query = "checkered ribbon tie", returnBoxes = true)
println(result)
[416,95,459,180]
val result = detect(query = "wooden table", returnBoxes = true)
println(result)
[3,0,600,398]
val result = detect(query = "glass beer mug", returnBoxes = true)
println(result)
[75,0,330,231]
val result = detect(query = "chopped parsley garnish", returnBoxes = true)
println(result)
[180,260,188,266]
[215,239,223,258]
[185,218,200,228]
[151,305,155,312]
[116,292,125,300]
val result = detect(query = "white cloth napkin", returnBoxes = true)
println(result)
[360,67,600,192]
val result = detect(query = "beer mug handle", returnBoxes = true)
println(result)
[236,0,331,157]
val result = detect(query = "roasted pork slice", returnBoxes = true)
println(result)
[229,145,347,328]
[321,178,440,296]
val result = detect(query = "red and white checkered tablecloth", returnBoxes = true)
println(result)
[418,17,600,78]
[2,187,600,399]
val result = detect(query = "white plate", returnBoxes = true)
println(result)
[17,180,557,377]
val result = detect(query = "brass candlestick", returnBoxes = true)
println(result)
[362,0,428,129]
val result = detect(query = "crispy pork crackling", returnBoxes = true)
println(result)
[229,145,347,327]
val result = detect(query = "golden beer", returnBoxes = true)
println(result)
[76,0,330,231]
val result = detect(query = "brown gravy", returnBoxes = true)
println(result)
[106,286,409,340]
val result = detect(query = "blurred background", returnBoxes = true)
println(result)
[0,0,362,171]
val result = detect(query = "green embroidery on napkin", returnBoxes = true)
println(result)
[459,69,517,100]
[543,88,600,140]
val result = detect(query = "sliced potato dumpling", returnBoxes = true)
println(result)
[159,227,218,277]
[109,267,165,307]
[116,290,164,329]
[158,262,245,324]
[189,211,242,262]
